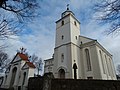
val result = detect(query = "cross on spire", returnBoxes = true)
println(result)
[67,4,69,10]
[20,47,26,53]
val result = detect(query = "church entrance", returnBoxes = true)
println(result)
[10,67,17,88]
[58,69,65,79]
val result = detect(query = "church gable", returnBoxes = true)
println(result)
[11,53,29,64]
[80,36,95,44]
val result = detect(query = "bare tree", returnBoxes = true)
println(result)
[0,0,40,49]
[29,54,43,75]
[0,18,19,40]
[30,54,38,63]
[0,16,21,50]
[94,0,120,34]
[0,50,10,73]
[0,0,40,22]
[35,58,43,75]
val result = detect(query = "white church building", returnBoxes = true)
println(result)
[44,7,117,80]
[1,50,35,90]
[0,6,117,90]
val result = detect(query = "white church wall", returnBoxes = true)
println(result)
[53,49,58,78]
[56,46,64,67]
[90,46,103,79]
[79,49,86,79]
[70,15,80,29]
[109,58,117,79]
[81,45,103,79]
[71,44,80,79]
[56,14,70,29]
[54,44,81,79]
[96,45,117,80]
[81,47,94,79]
[53,44,73,78]
[55,45,70,77]
[56,16,71,47]
[69,15,80,45]
[66,44,72,78]
[96,48,108,80]
[20,61,26,68]
[79,41,117,80]
[28,69,34,79]
[44,59,54,73]
[105,54,116,80]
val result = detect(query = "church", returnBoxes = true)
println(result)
[44,7,117,80]
[1,48,35,90]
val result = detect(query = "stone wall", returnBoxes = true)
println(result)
[28,77,44,90]
[28,77,120,90]
[51,79,120,90]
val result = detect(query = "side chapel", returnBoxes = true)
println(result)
[1,48,35,90]
[44,7,117,80]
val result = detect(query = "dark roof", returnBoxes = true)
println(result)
[18,53,28,61]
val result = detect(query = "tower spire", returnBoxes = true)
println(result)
[67,4,69,10]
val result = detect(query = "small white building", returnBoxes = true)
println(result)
[44,7,117,80]
[1,52,35,90]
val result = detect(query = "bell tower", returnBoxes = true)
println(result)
[53,5,81,79]
[55,5,80,47]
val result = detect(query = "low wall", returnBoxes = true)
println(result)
[28,77,44,90]
[28,77,120,90]
[51,79,120,90]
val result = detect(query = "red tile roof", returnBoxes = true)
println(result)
[18,53,28,61]
[17,53,35,68]
[26,62,36,68]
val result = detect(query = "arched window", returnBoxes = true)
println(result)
[58,69,65,79]
[22,72,26,85]
[85,49,92,71]
[99,50,106,74]
[10,67,17,87]
[61,54,64,62]
[62,20,64,26]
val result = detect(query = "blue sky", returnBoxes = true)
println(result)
[1,0,120,70]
